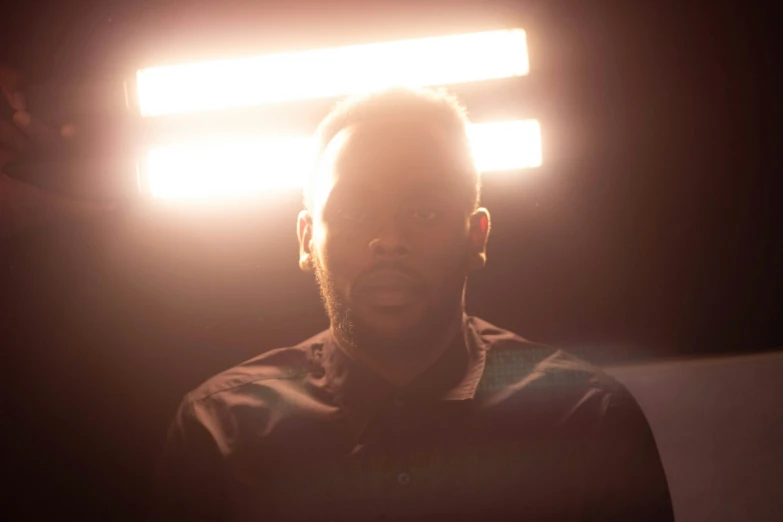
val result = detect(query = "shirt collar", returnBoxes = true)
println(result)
[311,314,488,413]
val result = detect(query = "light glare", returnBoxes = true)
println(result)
[137,29,529,117]
[144,120,542,199]
[146,136,314,199]
[469,120,542,171]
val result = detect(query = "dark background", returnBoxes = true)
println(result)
[1,1,781,520]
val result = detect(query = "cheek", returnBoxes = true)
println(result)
[315,228,371,285]
[412,227,471,280]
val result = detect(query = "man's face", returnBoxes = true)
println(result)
[298,121,489,351]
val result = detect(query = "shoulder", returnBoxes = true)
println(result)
[185,329,329,404]
[469,317,629,424]
[171,330,331,452]
[471,316,620,393]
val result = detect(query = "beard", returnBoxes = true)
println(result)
[313,254,467,354]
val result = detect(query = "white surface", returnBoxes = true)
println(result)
[606,352,783,522]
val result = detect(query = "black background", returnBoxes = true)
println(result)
[2,1,781,519]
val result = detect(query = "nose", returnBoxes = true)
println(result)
[369,216,411,260]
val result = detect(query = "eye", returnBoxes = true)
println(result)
[337,205,368,223]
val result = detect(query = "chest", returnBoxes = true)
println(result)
[225,404,588,522]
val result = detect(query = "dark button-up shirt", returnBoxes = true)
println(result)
[154,316,673,522]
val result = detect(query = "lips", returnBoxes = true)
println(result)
[356,270,423,307]
[362,286,421,306]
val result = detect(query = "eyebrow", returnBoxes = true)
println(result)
[323,169,469,207]
[405,180,465,201]
[328,180,458,203]
[325,183,374,204]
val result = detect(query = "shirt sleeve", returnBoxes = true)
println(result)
[148,395,230,522]
[583,384,675,522]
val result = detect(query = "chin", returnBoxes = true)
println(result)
[351,302,435,345]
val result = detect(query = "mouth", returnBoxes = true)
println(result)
[360,285,422,307]
[355,270,424,308]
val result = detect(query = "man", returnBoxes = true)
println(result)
[155,87,674,522]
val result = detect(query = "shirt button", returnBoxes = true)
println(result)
[397,472,411,486]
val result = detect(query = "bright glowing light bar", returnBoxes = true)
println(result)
[137,29,529,117]
[145,136,315,199]
[143,120,542,199]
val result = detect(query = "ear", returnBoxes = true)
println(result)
[467,207,491,273]
[297,210,315,273]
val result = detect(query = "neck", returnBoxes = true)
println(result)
[332,310,465,388]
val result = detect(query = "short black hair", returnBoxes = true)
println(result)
[304,87,481,213]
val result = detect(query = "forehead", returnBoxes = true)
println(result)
[312,121,469,210]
